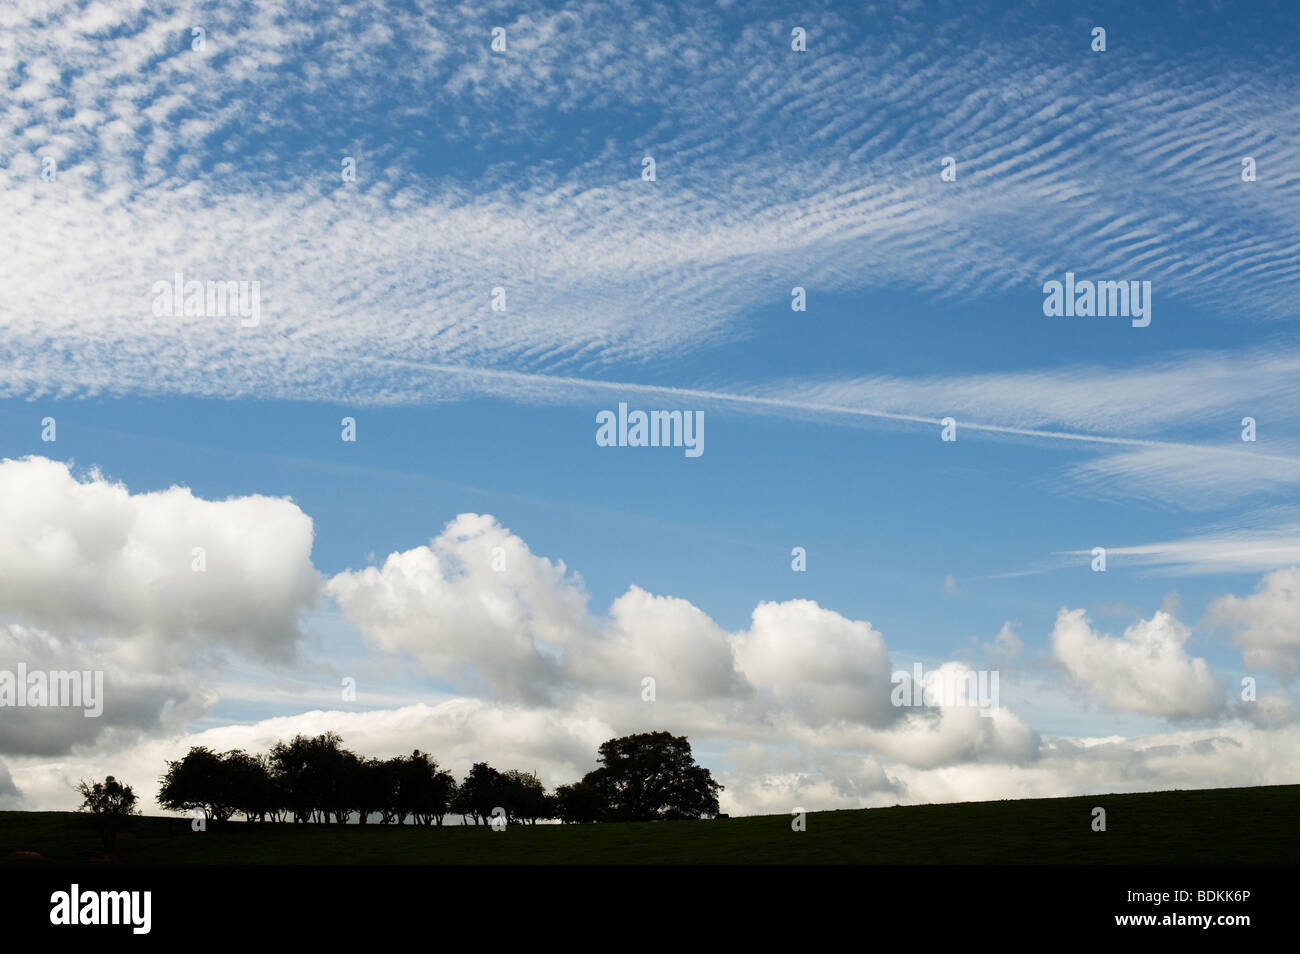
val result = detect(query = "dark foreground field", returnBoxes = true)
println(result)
[3,784,1297,865]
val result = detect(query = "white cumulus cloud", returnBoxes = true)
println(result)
[1051,608,1222,719]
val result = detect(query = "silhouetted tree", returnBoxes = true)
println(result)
[388,750,452,825]
[153,733,643,830]
[351,757,388,825]
[76,775,140,849]
[500,770,550,824]
[327,748,360,824]
[454,762,503,825]
[583,731,722,821]
[268,736,313,822]
[158,747,238,823]
[268,732,354,823]
[222,750,277,823]
[372,758,402,824]
[428,767,458,827]
[552,779,605,823]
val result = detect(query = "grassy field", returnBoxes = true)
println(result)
[3,784,1297,864]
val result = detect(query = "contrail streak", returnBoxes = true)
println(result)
[358,356,1298,465]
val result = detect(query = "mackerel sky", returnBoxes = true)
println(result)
[2,0,1299,815]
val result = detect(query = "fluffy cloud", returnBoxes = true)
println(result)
[1209,567,1300,680]
[717,760,900,817]
[331,519,901,724]
[326,513,587,702]
[327,515,1046,779]
[0,623,211,756]
[986,622,1023,661]
[6,493,1290,814]
[1233,690,1296,729]
[732,600,893,728]
[1050,608,1222,719]
[587,586,748,702]
[0,456,317,755]
[0,456,320,665]
[862,677,1040,769]
[327,515,749,706]
[0,759,22,809]
[886,726,1300,807]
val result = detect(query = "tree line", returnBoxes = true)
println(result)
[153,730,722,826]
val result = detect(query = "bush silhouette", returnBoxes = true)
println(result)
[76,775,140,850]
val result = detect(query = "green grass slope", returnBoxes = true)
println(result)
[3,785,1296,864]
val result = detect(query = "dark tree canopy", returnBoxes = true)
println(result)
[222,750,278,823]
[552,778,605,824]
[499,770,551,824]
[152,730,721,828]
[393,749,458,826]
[76,775,140,849]
[452,762,503,825]
[582,731,722,821]
[269,731,353,824]
[157,746,239,823]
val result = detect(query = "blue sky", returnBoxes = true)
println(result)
[2,0,1299,815]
